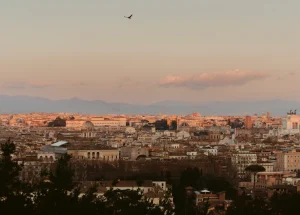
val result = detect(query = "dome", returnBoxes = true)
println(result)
[82,121,94,130]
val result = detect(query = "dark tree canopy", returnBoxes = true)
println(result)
[170,120,177,130]
[48,117,66,127]
[154,119,169,130]
[245,165,266,173]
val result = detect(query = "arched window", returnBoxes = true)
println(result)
[49,156,54,162]
[87,152,91,159]
[97,152,100,159]
[92,152,95,159]
[39,156,43,160]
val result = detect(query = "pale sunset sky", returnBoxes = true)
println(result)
[0,0,299,104]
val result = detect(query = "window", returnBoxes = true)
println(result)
[97,152,100,159]
[88,152,91,159]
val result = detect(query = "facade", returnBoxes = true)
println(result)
[16,154,52,183]
[282,114,300,131]
[38,145,67,161]
[244,116,253,129]
[231,151,257,178]
[201,146,218,156]
[152,181,167,191]
[275,150,300,171]
[91,118,126,128]
[257,162,274,172]
[68,147,119,161]
[66,120,85,128]
[186,151,197,159]
[120,147,149,161]
[168,153,188,160]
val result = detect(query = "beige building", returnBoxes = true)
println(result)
[275,150,300,171]
[282,112,300,131]
[66,120,85,128]
[68,146,119,161]
[231,151,257,178]
[91,117,126,127]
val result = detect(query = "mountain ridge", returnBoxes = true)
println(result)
[0,95,298,116]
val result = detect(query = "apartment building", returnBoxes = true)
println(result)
[275,150,300,171]
[231,151,257,178]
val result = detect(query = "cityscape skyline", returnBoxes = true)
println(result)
[1,0,300,103]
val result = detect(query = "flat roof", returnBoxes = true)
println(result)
[51,141,68,147]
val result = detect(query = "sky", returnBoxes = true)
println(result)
[0,0,299,104]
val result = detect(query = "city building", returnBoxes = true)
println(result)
[275,149,300,171]
[231,151,257,178]
[244,116,253,129]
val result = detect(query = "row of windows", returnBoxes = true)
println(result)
[287,155,300,158]
[87,152,118,160]
[39,156,54,161]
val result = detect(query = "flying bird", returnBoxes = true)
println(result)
[124,14,133,19]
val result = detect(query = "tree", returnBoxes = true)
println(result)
[104,189,160,215]
[50,154,74,190]
[154,119,169,131]
[0,138,21,196]
[33,154,75,215]
[244,165,265,190]
[171,120,177,130]
[226,197,272,215]
[0,138,34,214]
[48,117,66,127]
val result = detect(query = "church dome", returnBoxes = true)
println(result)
[82,121,94,130]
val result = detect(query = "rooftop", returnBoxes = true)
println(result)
[51,141,68,147]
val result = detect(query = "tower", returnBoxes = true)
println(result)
[245,116,253,129]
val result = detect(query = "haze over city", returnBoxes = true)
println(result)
[1,0,300,105]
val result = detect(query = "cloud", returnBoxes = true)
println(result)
[159,71,269,90]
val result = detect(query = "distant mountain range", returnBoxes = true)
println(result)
[0,95,298,116]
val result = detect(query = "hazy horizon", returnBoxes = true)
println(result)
[1,0,299,104]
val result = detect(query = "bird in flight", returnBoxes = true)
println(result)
[124,14,133,19]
